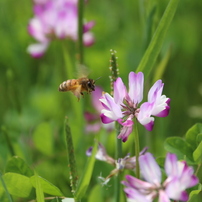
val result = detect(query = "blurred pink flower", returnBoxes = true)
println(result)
[84,86,114,133]
[27,0,95,57]
[100,72,170,142]
[122,152,198,202]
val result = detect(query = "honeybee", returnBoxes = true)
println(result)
[59,77,96,100]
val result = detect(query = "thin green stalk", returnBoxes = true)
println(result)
[114,123,122,202]
[78,0,84,65]
[195,163,201,176]
[65,118,78,194]
[134,120,140,179]
[1,126,15,156]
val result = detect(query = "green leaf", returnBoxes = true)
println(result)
[188,183,202,202]
[5,156,33,177]
[33,122,53,156]
[30,175,63,196]
[164,137,194,163]
[193,141,202,163]
[88,184,103,202]
[3,173,32,198]
[136,0,179,78]
[33,172,44,202]
[0,171,13,202]
[74,141,98,201]
[196,133,202,144]
[185,123,202,150]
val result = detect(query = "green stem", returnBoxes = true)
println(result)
[1,126,15,156]
[65,118,78,194]
[195,163,201,176]
[114,122,122,202]
[78,0,84,65]
[134,120,140,179]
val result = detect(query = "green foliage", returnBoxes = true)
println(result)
[165,123,202,165]
[0,0,202,201]
[5,156,34,177]
[74,141,98,201]
[136,0,179,78]
[3,173,32,198]
[33,122,54,156]
[33,172,45,202]
[31,174,64,197]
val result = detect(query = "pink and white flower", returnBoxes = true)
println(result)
[122,152,198,202]
[84,86,114,133]
[99,72,170,142]
[27,0,95,57]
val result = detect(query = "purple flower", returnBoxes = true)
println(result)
[27,0,95,57]
[86,143,148,183]
[84,86,114,133]
[100,72,170,142]
[122,152,198,202]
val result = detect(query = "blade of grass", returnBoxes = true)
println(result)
[74,141,98,201]
[136,0,180,78]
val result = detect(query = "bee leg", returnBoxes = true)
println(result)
[80,92,84,97]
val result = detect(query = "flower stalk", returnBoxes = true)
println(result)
[65,117,78,194]
[78,0,84,65]
[134,120,140,179]
[109,49,119,95]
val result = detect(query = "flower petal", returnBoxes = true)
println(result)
[128,72,144,104]
[139,153,162,185]
[148,80,170,117]
[123,175,153,190]
[27,42,49,58]
[83,32,95,46]
[165,177,189,201]
[100,113,115,123]
[164,153,178,177]
[117,116,134,142]
[137,102,154,131]
[83,21,95,32]
[124,188,152,202]
[100,93,123,122]
[158,190,171,202]
[114,77,127,105]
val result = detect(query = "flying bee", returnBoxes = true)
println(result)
[58,77,96,100]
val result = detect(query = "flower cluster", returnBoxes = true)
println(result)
[122,152,198,202]
[86,143,148,182]
[100,72,170,142]
[27,0,95,57]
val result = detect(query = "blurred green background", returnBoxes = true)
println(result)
[0,0,202,201]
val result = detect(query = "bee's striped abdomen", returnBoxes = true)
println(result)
[58,79,74,91]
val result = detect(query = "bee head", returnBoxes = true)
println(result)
[87,79,95,91]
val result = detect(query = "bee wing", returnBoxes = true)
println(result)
[76,64,91,78]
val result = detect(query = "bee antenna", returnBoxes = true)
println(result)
[94,77,102,82]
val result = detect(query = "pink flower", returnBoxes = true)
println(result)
[122,153,198,202]
[100,72,170,142]
[27,0,95,57]
[85,86,114,133]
